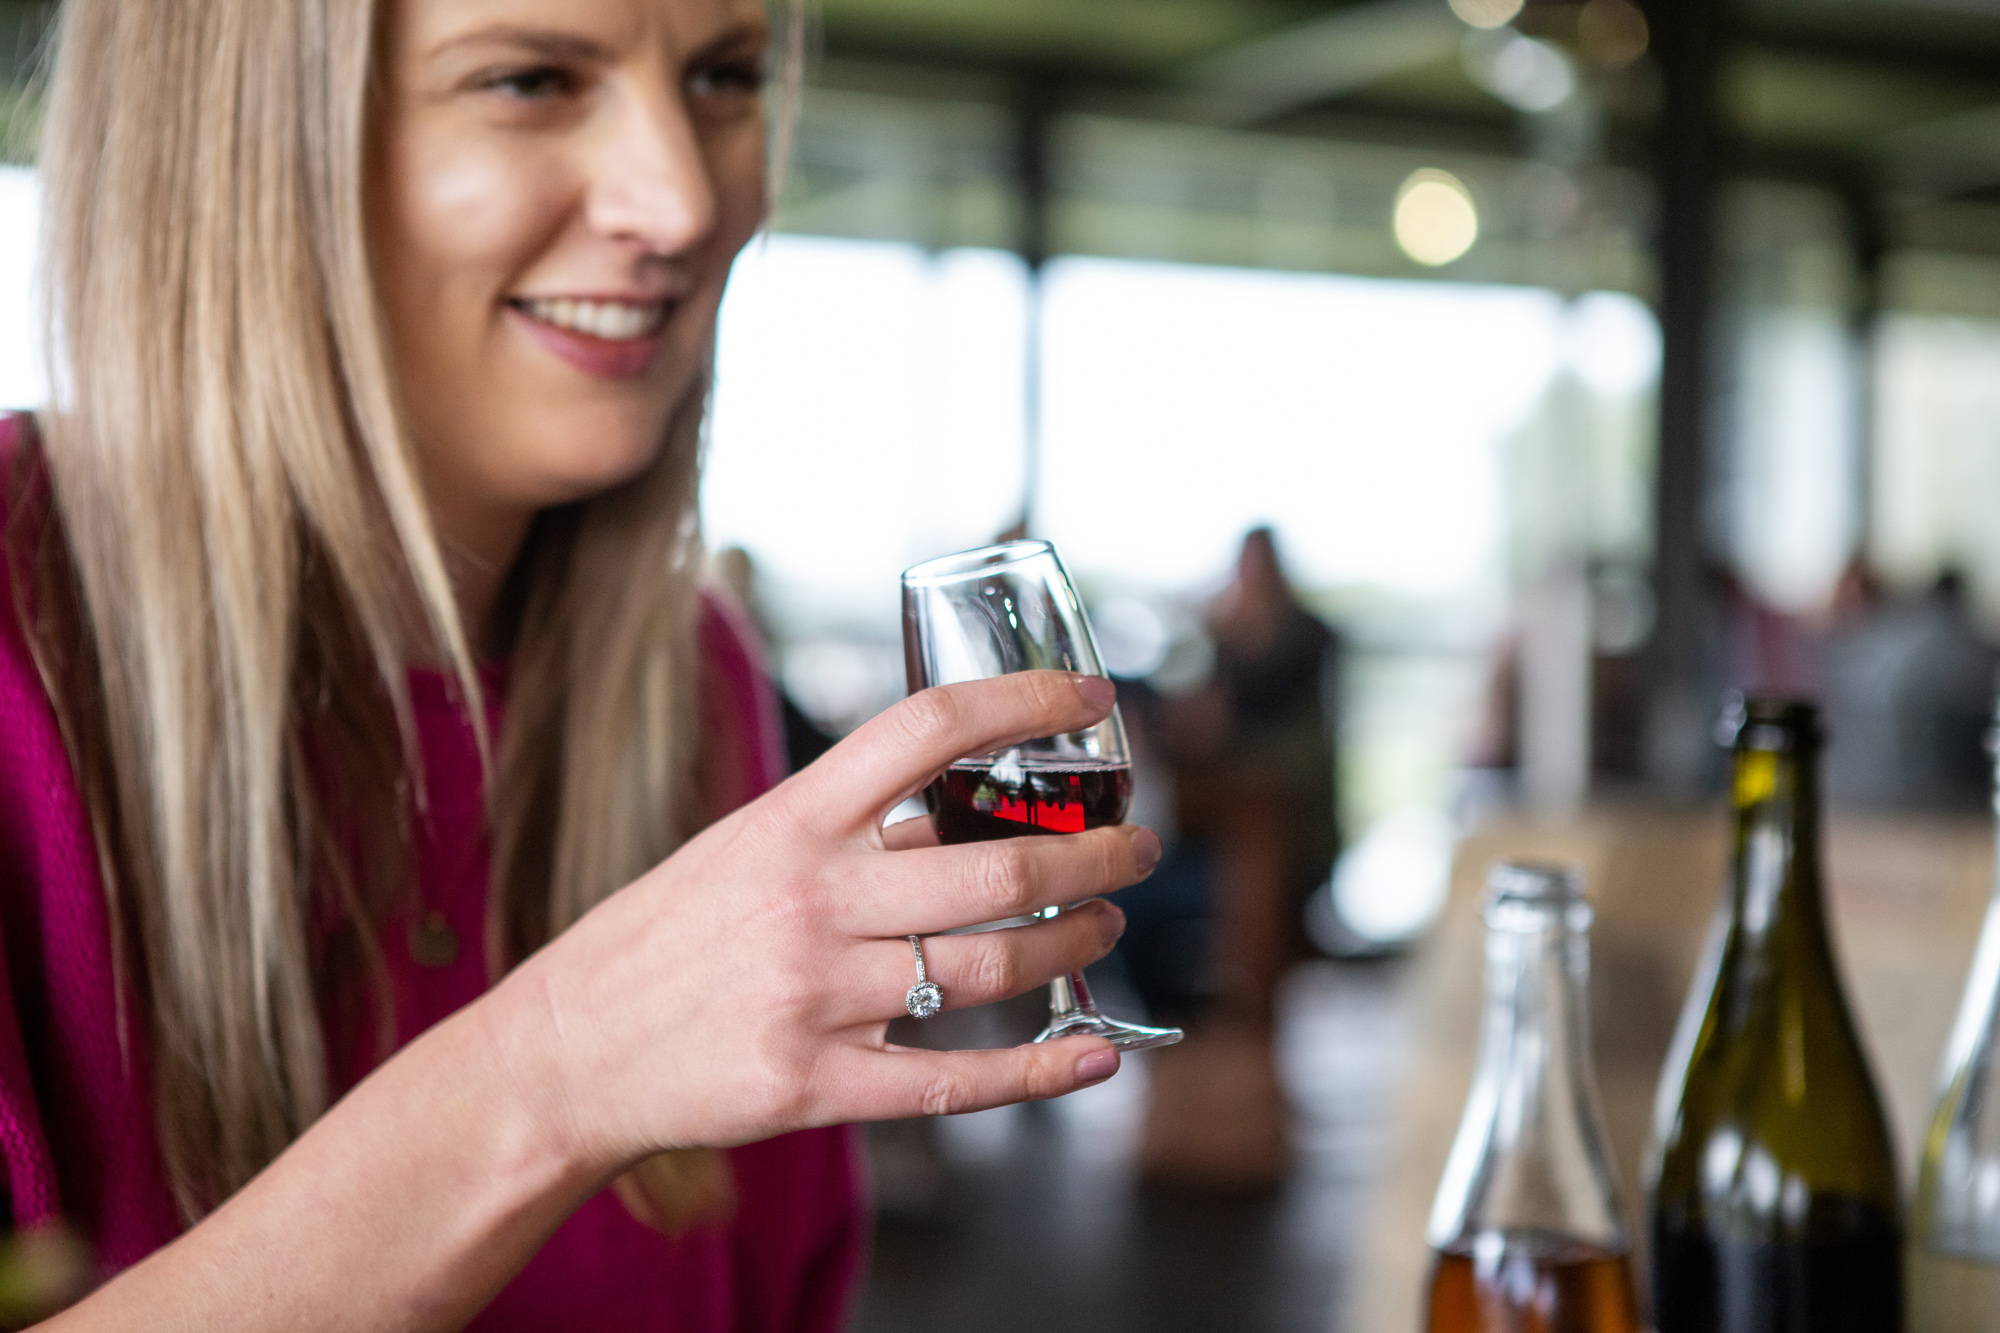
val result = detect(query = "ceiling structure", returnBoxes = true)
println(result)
[800,0,2000,277]
[1,0,1997,286]
[811,0,2000,185]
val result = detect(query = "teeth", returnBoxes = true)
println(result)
[518,297,667,342]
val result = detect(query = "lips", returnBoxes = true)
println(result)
[505,296,675,381]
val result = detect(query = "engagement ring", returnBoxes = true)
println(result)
[904,935,944,1019]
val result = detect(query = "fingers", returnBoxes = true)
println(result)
[789,672,1118,836]
[840,825,1160,938]
[825,899,1123,1026]
[878,814,939,852]
[828,1038,1123,1123]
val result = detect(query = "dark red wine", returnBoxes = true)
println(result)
[1650,1203,1903,1332]
[925,760,1132,844]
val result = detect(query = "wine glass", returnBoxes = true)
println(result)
[901,539,1183,1052]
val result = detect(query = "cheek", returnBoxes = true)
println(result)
[387,137,569,327]
[709,132,771,258]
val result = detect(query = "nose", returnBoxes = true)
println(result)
[586,93,719,259]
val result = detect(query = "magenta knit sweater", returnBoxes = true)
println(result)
[0,415,864,1329]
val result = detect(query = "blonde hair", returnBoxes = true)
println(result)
[21,0,802,1225]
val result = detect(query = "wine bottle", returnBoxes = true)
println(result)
[1647,697,1902,1332]
[1908,701,2000,1332]
[1424,861,1643,1333]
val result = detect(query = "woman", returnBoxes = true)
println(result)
[0,0,1156,1326]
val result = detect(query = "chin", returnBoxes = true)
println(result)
[518,405,678,504]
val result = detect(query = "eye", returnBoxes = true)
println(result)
[477,64,581,101]
[686,58,768,102]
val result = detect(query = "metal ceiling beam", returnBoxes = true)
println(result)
[1734,15,2000,88]
[1871,104,2000,200]
[813,50,1997,231]
[815,32,1150,95]
[812,43,1531,158]
[1167,0,1465,127]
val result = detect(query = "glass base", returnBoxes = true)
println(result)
[1034,1012,1184,1052]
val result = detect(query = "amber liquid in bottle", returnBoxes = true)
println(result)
[1426,1234,1642,1333]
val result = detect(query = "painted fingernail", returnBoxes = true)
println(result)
[1074,674,1117,710]
[1076,1048,1120,1084]
[1132,827,1162,875]
[1095,901,1126,948]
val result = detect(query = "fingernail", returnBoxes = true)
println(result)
[1074,674,1117,710]
[1095,901,1126,948]
[1076,1048,1120,1084]
[1132,827,1162,875]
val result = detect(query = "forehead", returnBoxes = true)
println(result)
[386,0,769,55]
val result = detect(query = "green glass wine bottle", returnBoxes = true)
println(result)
[1646,697,1902,1332]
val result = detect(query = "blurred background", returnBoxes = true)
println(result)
[7,0,2000,1327]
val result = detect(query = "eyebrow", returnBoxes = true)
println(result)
[426,25,613,65]
[426,18,773,66]
[700,18,774,53]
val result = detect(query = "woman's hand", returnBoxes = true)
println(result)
[493,670,1161,1177]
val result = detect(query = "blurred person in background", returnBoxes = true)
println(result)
[1460,560,1651,810]
[1821,566,1996,811]
[0,0,1160,1327]
[1696,555,1817,700]
[1131,526,1341,1188]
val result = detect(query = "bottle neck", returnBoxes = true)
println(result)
[1473,900,1596,1151]
[1429,898,1627,1249]
[1725,742,1828,939]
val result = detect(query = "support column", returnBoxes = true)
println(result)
[1641,0,1730,791]
[1010,78,1056,537]
[1841,184,1887,565]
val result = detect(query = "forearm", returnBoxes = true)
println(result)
[44,981,609,1333]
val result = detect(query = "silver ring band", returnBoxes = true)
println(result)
[904,935,944,1018]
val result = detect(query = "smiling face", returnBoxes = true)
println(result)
[371,0,771,573]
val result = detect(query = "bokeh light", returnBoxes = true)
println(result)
[1578,0,1651,68]
[1393,169,1480,268]
[1448,0,1525,30]
[1481,33,1578,112]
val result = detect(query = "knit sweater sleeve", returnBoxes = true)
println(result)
[0,413,182,1267]
[0,413,72,1231]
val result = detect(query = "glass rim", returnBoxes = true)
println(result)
[900,539,1059,588]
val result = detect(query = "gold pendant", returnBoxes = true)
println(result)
[408,910,460,968]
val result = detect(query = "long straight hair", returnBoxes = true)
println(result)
[21,0,804,1224]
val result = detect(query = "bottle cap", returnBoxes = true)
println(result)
[1718,693,1824,752]
[1483,860,1592,933]
[1485,860,1585,907]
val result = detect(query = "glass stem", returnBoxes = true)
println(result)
[1049,970,1096,1022]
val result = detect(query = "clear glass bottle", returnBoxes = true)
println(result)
[1909,706,2000,1331]
[1423,861,1642,1333]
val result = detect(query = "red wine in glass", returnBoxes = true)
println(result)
[926,760,1133,845]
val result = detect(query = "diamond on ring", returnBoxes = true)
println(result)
[906,980,944,1019]
[905,935,944,1019]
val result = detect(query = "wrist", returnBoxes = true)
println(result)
[465,964,629,1192]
